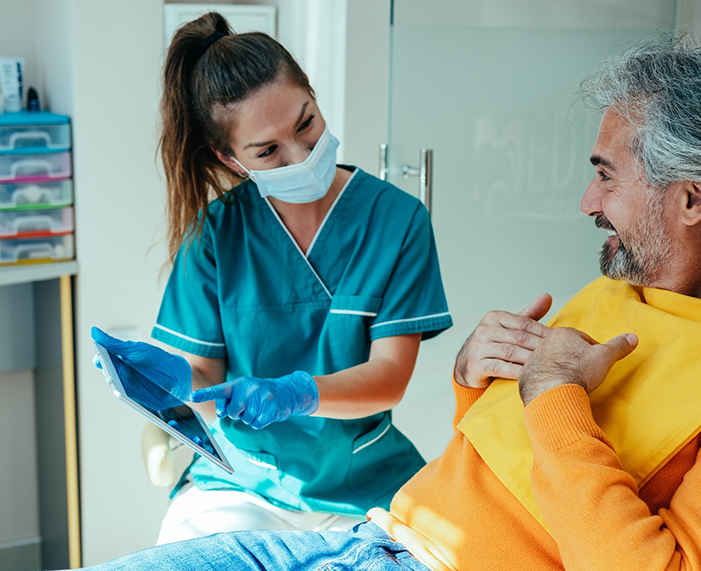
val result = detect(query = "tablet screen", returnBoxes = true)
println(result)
[94,343,233,474]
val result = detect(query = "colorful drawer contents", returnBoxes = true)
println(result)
[0,207,73,237]
[0,111,75,267]
[0,234,74,265]
[0,180,73,211]
[0,151,72,182]
[0,111,71,154]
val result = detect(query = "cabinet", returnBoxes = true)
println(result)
[0,103,79,571]
[0,265,79,570]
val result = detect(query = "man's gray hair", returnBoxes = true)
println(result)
[580,32,701,188]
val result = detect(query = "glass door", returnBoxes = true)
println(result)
[388,0,677,460]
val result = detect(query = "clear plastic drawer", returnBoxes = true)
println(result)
[0,234,74,265]
[0,179,73,210]
[0,207,74,237]
[0,152,72,182]
[0,123,71,154]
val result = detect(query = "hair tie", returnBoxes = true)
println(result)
[199,30,225,57]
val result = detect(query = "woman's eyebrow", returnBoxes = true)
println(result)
[294,101,310,128]
[243,102,310,150]
[244,139,275,149]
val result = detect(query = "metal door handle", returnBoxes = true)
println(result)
[402,148,433,214]
[379,143,389,181]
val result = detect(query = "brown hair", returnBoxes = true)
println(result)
[159,12,311,263]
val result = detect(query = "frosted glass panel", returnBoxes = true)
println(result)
[388,0,677,465]
[388,26,662,322]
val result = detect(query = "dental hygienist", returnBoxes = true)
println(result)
[95,12,452,543]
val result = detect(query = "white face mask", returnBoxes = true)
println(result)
[232,126,340,204]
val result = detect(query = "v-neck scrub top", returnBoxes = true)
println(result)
[152,167,453,517]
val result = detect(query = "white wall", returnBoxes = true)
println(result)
[0,1,44,108]
[67,0,173,564]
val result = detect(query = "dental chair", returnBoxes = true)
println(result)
[141,423,178,487]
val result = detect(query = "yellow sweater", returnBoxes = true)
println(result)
[369,278,701,571]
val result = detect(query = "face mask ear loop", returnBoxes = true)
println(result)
[231,156,255,182]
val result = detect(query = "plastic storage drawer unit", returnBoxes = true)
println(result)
[0,179,73,211]
[0,111,71,154]
[0,234,74,265]
[0,207,74,237]
[0,152,72,182]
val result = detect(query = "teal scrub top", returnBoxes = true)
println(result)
[152,167,452,516]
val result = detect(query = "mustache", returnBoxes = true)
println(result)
[595,214,616,232]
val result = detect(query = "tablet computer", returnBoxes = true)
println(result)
[94,342,234,474]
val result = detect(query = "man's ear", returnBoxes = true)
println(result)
[212,148,247,178]
[681,180,701,227]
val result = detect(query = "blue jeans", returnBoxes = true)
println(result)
[83,521,431,571]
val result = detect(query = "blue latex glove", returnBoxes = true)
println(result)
[91,327,192,402]
[190,371,319,430]
[166,420,214,455]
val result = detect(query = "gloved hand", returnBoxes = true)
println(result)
[91,327,192,402]
[166,420,214,455]
[190,371,319,430]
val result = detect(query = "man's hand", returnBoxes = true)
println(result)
[518,327,638,406]
[454,294,553,388]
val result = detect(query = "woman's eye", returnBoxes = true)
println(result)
[297,115,314,132]
[258,145,277,158]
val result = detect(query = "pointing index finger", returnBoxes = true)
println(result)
[190,383,232,403]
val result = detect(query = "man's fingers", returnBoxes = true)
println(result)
[518,293,553,323]
[491,311,552,340]
[480,359,523,381]
[485,327,550,352]
[486,342,534,366]
[603,333,638,362]
[576,329,600,346]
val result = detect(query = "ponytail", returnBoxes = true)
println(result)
[159,12,310,264]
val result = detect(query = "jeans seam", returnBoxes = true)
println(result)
[316,539,396,571]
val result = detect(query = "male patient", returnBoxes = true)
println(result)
[84,34,701,571]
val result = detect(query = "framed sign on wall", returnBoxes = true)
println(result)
[163,4,277,48]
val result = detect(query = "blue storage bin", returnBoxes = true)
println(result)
[0,111,71,154]
[0,207,74,237]
[0,234,74,265]
[0,179,73,211]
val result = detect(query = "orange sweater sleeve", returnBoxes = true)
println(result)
[525,384,701,571]
[451,374,487,430]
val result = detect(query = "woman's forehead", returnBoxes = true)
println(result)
[229,82,316,146]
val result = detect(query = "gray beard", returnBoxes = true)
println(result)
[599,239,648,285]
[598,190,672,287]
